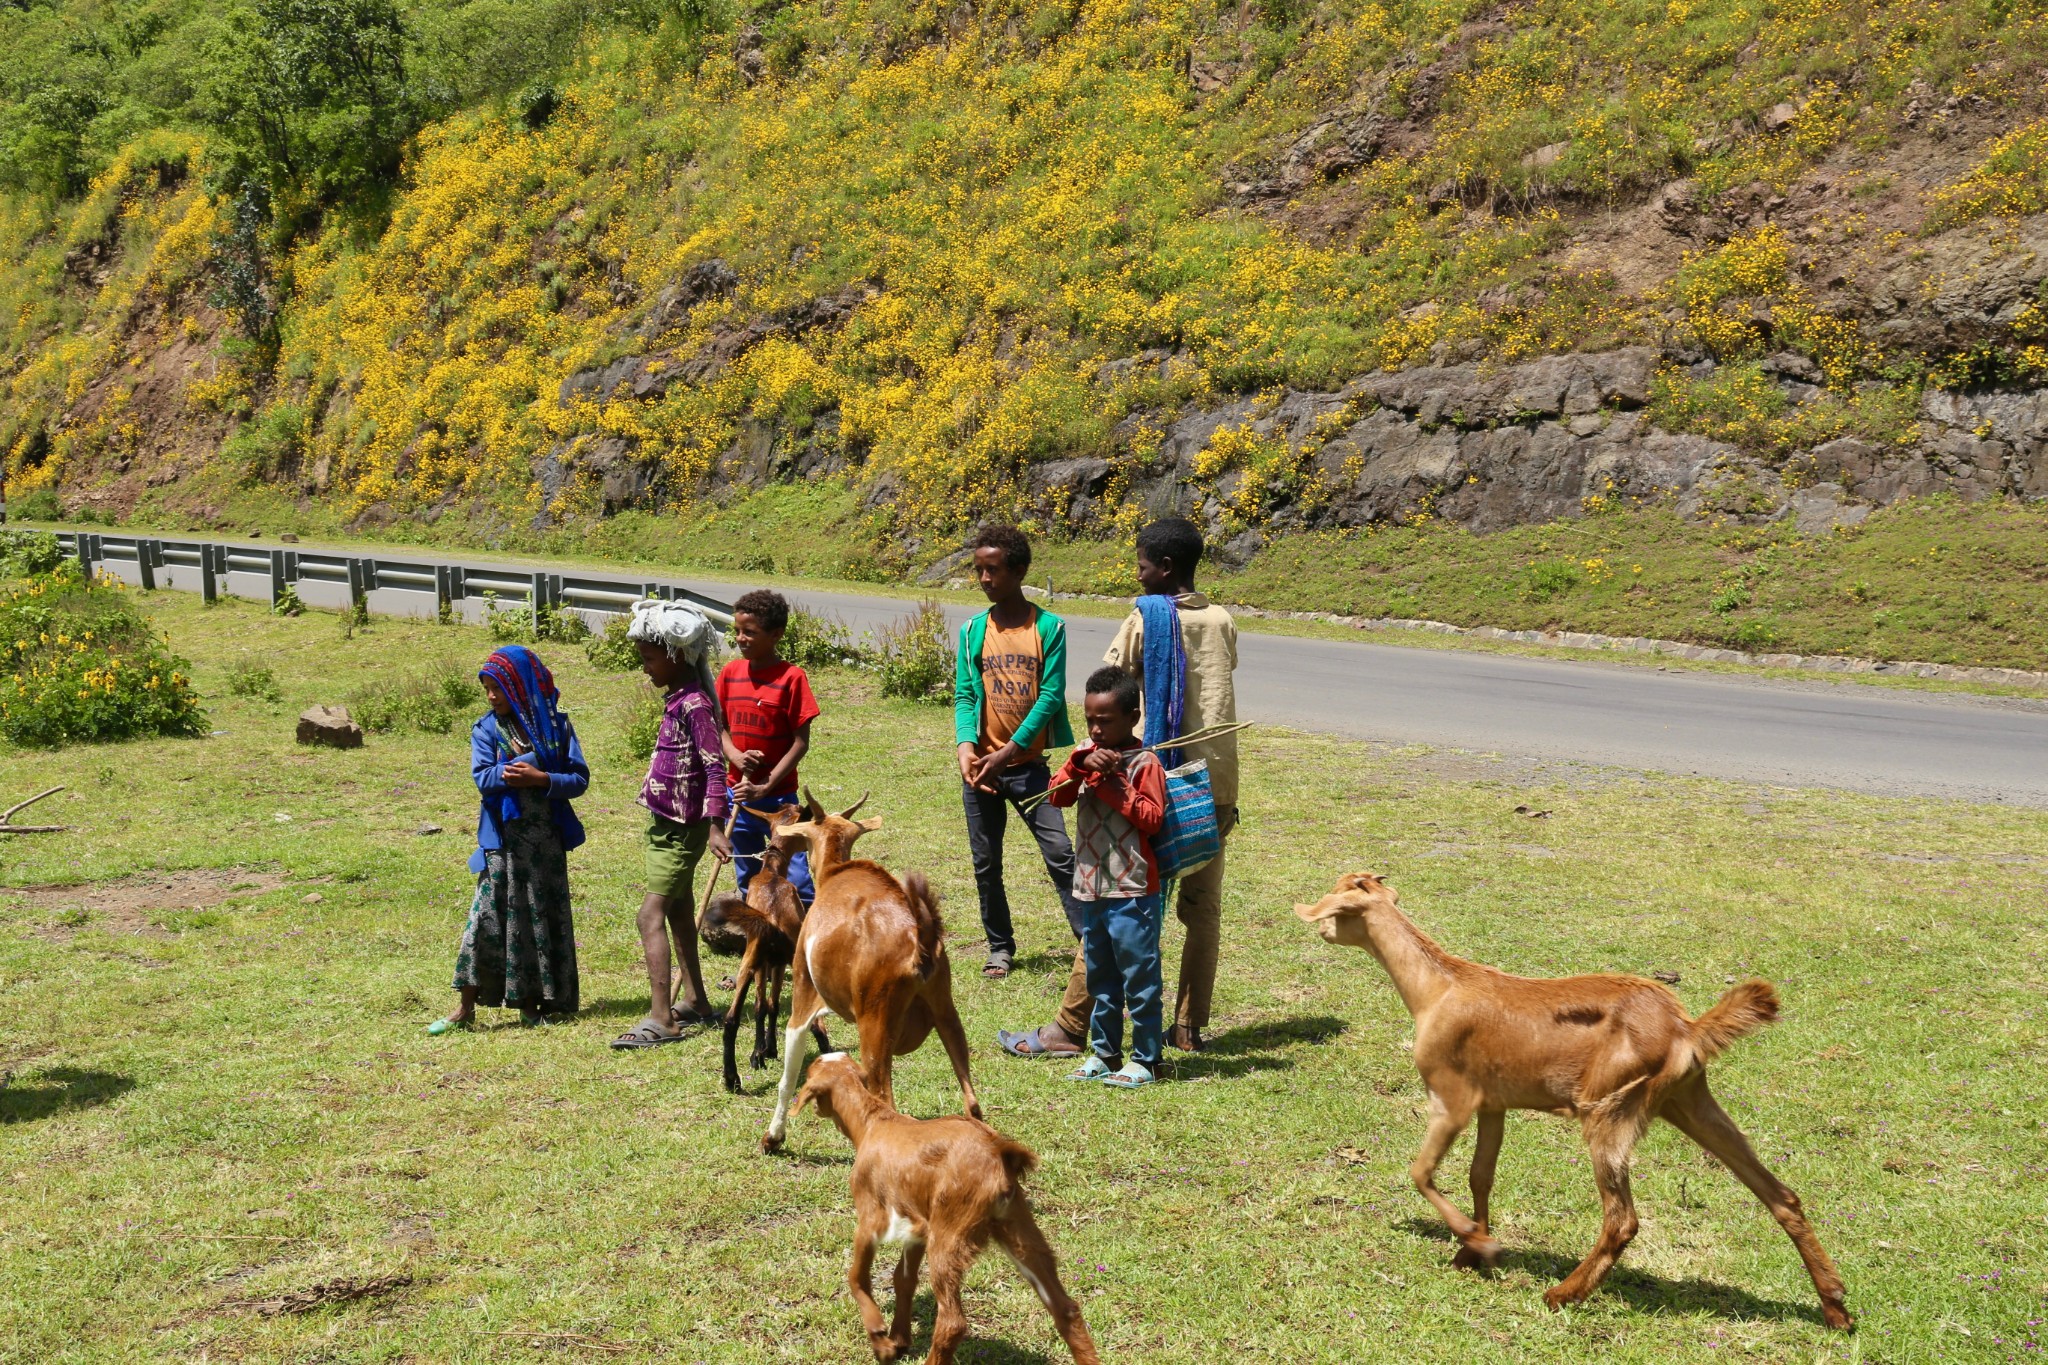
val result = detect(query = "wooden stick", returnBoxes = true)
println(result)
[0,785,65,833]
[1019,722,1255,811]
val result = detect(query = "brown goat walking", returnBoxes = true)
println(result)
[697,805,831,1094]
[761,791,981,1153]
[795,1054,1100,1365]
[1297,872,1851,1329]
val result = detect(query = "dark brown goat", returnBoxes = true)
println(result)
[761,791,979,1153]
[697,804,832,1093]
[1298,871,1851,1330]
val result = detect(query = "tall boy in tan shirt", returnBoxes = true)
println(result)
[998,517,1239,1058]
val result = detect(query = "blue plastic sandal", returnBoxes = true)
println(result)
[1064,1056,1112,1082]
[1101,1062,1155,1090]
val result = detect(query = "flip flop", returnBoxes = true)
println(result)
[426,1016,473,1036]
[1101,1062,1156,1090]
[1065,1056,1113,1082]
[998,1027,1081,1059]
[611,1020,685,1050]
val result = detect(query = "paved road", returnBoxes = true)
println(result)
[677,577,2048,808]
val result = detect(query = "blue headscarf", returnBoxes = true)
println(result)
[479,645,570,773]
[1134,594,1187,769]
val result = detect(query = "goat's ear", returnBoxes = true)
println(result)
[856,816,884,834]
[802,785,826,821]
[741,805,777,821]
[1295,898,1340,922]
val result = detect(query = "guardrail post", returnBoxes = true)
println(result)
[530,572,550,618]
[269,549,287,608]
[346,558,368,618]
[77,533,99,581]
[199,544,218,605]
[137,539,158,591]
[433,564,455,620]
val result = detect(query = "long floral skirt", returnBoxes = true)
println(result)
[454,797,579,1013]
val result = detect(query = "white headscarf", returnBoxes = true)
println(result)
[627,597,722,699]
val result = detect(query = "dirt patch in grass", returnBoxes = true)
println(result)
[2,867,288,940]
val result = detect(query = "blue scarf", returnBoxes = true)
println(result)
[479,646,569,823]
[1135,594,1186,769]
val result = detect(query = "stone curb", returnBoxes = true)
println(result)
[1039,591,2048,692]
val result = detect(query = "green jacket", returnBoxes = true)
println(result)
[953,604,1075,753]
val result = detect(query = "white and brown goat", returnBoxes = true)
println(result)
[1297,871,1851,1329]
[761,791,980,1153]
[697,804,831,1094]
[794,1053,1099,1365]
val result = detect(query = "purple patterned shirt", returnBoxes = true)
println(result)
[640,683,730,826]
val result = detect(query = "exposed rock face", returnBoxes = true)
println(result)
[296,705,364,749]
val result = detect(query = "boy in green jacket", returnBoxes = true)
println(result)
[953,524,1082,979]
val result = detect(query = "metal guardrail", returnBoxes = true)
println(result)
[53,531,732,628]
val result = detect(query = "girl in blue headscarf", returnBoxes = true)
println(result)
[430,645,590,1033]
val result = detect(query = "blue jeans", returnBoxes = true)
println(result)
[729,789,815,904]
[1082,893,1163,1070]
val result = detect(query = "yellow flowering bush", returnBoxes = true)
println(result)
[0,563,205,747]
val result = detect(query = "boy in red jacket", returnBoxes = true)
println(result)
[1047,665,1167,1089]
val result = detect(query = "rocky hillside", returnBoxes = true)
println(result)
[3,0,2047,575]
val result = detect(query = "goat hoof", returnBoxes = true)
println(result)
[723,1076,742,1096]
[868,1331,902,1362]
[760,1133,784,1154]
[1541,1285,1584,1312]
[1822,1303,1854,1332]
[1451,1239,1501,1272]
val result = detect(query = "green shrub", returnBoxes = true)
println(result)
[224,659,283,701]
[1523,560,1582,601]
[10,489,61,522]
[272,585,305,617]
[0,529,63,578]
[349,661,482,733]
[619,679,664,761]
[0,567,206,747]
[584,613,641,671]
[778,606,870,670]
[875,600,952,704]
[482,594,587,643]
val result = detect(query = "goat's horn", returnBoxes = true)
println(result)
[802,785,825,820]
[837,791,870,819]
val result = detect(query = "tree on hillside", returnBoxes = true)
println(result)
[200,0,415,224]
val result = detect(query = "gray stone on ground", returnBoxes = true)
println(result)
[297,705,364,749]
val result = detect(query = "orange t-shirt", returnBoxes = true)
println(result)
[977,619,1046,763]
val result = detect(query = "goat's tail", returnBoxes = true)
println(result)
[1689,979,1780,1063]
[902,871,944,977]
[994,1135,1038,1185]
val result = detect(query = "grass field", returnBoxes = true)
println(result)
[1,591,2043,1363]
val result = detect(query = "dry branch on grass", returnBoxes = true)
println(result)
[0,786,66,834]
[220,1272,413,1317]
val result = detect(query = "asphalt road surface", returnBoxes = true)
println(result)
[677,576,2048,808]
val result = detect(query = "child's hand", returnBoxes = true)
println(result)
[1079,746,1124,775]
[732,778,768,803]
[739,748,767,775]
[709,826,734,863]
[502,761,550,789]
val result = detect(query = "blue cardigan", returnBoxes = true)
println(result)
[469,712,589,874]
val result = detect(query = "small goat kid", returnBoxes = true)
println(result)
[697,804,831,1094]
[795,1054,1100,1365]
[761,791,981,1153]
[1298,872,1851,1330]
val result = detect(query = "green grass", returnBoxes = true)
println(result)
[1,593,2043,1362]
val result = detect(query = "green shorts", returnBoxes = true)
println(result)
[645,814,709,899]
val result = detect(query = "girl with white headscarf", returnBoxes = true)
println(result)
[612,598,734,1049]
